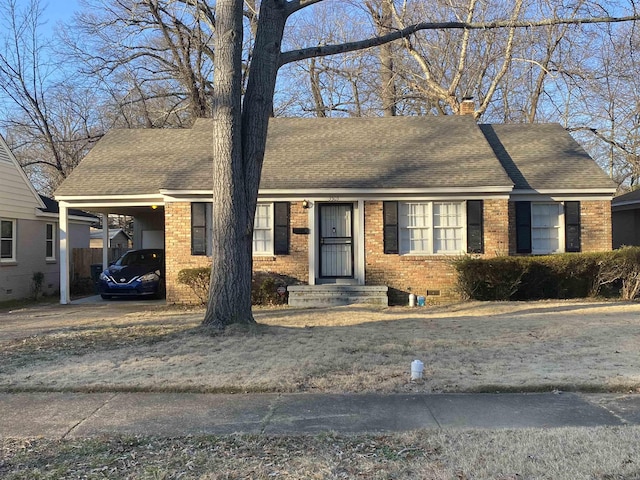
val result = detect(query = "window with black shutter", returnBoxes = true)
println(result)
[564,201,581,252]
[466,200,484,254]
[383,201,399,254]
[515,201,532,254]
[274,202,290,255]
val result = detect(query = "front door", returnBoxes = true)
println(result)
[319,203,353,278]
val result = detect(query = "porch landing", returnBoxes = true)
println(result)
[287,285,388,307]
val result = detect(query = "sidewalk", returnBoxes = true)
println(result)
[1,392,639,439]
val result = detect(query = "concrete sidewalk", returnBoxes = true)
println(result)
[2,392,639,439]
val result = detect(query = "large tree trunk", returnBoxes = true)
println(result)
[203,0,287,328]
[203,0,253,328]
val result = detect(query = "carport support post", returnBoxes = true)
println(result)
[59,202,70,304]
[101,214,109,270]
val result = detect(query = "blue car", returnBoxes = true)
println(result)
[98,249,164,299]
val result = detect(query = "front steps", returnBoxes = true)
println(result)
[287,285,388,307]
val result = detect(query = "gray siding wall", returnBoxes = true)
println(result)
[0,218,60,300]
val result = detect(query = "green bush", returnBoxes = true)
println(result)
[177,268,295,306]
[453,249,640,301]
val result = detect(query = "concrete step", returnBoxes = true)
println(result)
[287,285,388,307]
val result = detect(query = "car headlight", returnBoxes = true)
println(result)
[99,271,109,281]
[139,272,160,282]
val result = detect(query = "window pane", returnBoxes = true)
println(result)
[253,204,272,253]
[1,240,11,258]
[531,204,560,253]
[434,203,463,252]
[1,220,12,238]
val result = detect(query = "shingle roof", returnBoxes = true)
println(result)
[55,117,613,198]
[39,195,98,219]
[479,124,615,190]
[612,189,640,206]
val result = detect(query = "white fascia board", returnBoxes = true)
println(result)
[510,191,615,202]
[511,188,616,196]
[35,210,99,224]
[53,194,165,208]
[160,187,514,202]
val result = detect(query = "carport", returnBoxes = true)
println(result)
[56,200,165,304]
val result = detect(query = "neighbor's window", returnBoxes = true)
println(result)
[531,203,562,254]
[253,203,273,254]
[1,219,16,262]
[46,223,55,260]
[399,202,464,254]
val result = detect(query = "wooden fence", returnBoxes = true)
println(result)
[72,248,129,280]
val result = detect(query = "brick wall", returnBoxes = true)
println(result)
[580,200,612,251]
[165,201,310,304]
[508,200,612,254]
[164,202,211,304]
[364,199,509,304]
[165,198,611,305]
[253,201,309,283]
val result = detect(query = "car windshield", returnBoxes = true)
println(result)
[116,251,162,267]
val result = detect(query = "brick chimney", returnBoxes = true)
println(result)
[460,97,475,116]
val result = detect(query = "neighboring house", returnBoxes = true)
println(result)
[55,115,616,305]
[89,228,132,249]
[0,135,96,300]
[612,190,640,248]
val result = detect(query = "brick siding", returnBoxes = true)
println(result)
[364,199,509,305]
[164,198,611,305]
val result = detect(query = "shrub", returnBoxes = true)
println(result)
[177,267,211,305]
[177,268,296,305]
[30,272,44,300]
[453,250,636,301]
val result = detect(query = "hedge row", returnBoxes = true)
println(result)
[453,247,640,301]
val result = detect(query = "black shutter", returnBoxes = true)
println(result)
[274,202,290,255]
[191,203,206,255]
[383,201,399,254]
[467,200,484,254]
[564,201,581,252]
[515,201,532,254]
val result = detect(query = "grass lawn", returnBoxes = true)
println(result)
[1,299,640,478]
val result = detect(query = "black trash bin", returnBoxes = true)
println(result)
[90,264,103,293]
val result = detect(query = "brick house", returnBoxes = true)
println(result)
[54,116,615,305]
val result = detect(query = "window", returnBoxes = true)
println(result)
[191,202,289,256]
[46,223,55,260]
[191,203,212,256]
[515,201,580,254]
[253,203,272,254]
[531,203,561,254]
[1,219,16,262]
[398,202,465,255]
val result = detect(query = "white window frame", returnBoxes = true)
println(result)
[531,202,564,255]
[253,203,274,255]
[46,223,56,261]
[1,219,16,263]
[399,201,466,255]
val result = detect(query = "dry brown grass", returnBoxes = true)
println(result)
[2,427,640,479]
[1,299,640,394]
[2,300,640,479]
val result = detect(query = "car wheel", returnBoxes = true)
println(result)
[101,294,112,300]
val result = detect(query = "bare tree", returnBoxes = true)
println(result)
[203,0,640,328]
[0,0,104,194]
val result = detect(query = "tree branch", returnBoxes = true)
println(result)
[279,15,640,67]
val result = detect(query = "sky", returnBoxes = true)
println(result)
[40,0,81,33]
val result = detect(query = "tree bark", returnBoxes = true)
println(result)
[203,0,252,328]
[203,0,287,328]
